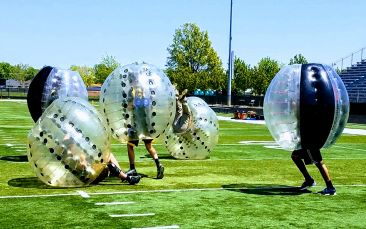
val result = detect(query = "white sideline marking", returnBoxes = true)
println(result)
[0,193,79,199]
[95,201,135,206]
[77,191,90,198]
[1,143,24,146]
[333,145,366,152]
[110,213,155,217]
[1,185,366,199]
[217,116,366,135]
[12,146,27,149]
[132,225,180,229]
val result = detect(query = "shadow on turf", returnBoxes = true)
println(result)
[8,177,57,189]
[222,184,312,196]
[141,154,176,160]
[0,155,28,162]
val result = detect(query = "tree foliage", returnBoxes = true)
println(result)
[0,62,37,82]
[252,57,280,95]
[94,55,120,84]
[289,54,308,65]
[70,65,96,87]
[166,23,225,92]
[231,57,252,94]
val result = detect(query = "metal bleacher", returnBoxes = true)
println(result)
[339,59,366,103]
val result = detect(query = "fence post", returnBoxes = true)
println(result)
[351,53,353,66]
[341,58,344,70]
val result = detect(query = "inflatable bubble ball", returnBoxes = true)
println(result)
[100,63,176,142]
[27,66,88,122]
[163,97,219,159]
[263,64,349,151]
[27,97,111,187]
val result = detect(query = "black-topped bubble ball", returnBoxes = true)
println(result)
[27,66,88,122]
[263,64,349,151]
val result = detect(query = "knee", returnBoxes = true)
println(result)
[314,160,324,167]
[291,154,299,161]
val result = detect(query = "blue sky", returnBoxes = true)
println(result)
[1,0,365,70]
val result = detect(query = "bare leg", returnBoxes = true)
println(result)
[145,141,164,179]
[144,141,158,160]
[108,154,127,179]
[127,143,136,170]
[315,161,334,189]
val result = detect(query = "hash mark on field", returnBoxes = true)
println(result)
[12,146,27,149]
[77,191,90,198]
[109,213,155,217]
[95,201,135,206]
[132,225,180,229]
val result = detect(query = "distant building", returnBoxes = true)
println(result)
[6,79,21,88]
[4,79,31,88]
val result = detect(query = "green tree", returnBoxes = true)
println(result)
[0,62,13,79]
[70,65,96,86]
[232,57,252,94]
[24,66,38,81]
[94,55,120,84]
[252,57,280,95]
[289,54,308,65]
[11,64,37,82]
[166,23,225,92]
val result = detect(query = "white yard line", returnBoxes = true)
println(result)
[132,225,180,229]
[109,213,155,217]
[1,143,24,146]
[3,186,366,199]
[217,116,366,135]
[95,201,135,206]
[333,145,366,152]
[12,146,27,149]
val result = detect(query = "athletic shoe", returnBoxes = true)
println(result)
[126,175,141,185]
[126,169,138,176]
[299,179,316,190]
[107,163,121,177]
[318,187,336,196]
[156,164,164,179]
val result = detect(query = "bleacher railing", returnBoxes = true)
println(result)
[331,47,365,71]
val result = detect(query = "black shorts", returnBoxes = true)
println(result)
[292,149,323,165]
[128,139,153,147]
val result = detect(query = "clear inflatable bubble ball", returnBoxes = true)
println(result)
[163,97,219,159]
[27,97,110,187]
[27,66,88,122]
[263,64,349,151]
[99,63,176,142]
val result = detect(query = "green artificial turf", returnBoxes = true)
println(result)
[0,100,366,228]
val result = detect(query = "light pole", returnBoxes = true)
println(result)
[227,0,233,106]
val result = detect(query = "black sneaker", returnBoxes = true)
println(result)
[318,187,336,196]
[107,163,121,177]
[299,179,316,190]
[126,169,138,176]
[126,175,141,185]
[156,164,164,179]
